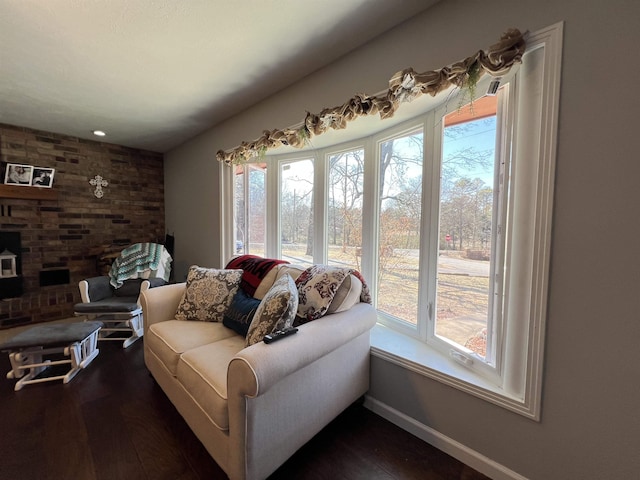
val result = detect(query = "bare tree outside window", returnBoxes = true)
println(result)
[328,149,364,271]
[377,130,424,324]
[435,107,497,357]
[234,164,267,257]
[280,159,314,265]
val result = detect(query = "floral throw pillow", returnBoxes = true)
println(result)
[175,266,243,322]
[296,265,371,323]
[245,273,298,346]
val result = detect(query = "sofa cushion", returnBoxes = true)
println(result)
[252,266,280,300]
[175,266,243,322]
[254,264,305,300]
[74,297,139,313]
[327,274,362,314]
[274,264,305,283]
[176,336,246,431]
[146,320,236,376]
[223,288,261,337]
[246,273,298,346]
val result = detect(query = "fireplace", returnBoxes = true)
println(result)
[0,231,23,299]
[0,123,165,328]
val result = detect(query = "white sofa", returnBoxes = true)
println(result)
[140,263,377,480]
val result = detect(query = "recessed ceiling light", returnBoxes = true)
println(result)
[92,130,106,137]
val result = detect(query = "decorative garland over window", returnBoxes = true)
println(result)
[217,28,526,165]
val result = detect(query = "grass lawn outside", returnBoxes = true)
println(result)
[278,244,489,357]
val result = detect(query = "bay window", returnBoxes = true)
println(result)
[229,24,561,419]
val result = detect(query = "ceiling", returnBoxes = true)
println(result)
[0,0,438,153]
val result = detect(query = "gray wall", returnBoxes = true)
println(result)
[164,1,640,478]
[164,131,223,280]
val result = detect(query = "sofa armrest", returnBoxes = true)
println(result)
[228,302,376,398]
[140,282,186,335]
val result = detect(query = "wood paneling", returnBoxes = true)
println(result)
[0,184,58,200]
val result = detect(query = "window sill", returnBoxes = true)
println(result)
[370,323,535,418]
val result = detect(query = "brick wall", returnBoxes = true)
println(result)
[0,123,165,328]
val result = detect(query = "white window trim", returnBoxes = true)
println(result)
[370,22,563,420]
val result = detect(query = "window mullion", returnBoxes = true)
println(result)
[314,150,327,264]
[360,137,377,299]
[488,82,515,371]
[266,159,279,259]
[243,165,250,255]
[421,112,439,341]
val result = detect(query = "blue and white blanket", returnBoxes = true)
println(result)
[108,243,172,288]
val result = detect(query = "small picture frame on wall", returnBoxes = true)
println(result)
[4,163,33,186]
[31,167,55,188]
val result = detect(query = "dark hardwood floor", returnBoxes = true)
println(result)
[0,338,489,480]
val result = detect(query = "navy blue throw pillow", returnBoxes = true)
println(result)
[223,288,261,337]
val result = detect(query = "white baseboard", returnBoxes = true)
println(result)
[363,395,528,480]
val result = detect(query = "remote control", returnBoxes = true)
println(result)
[264,327,298,344]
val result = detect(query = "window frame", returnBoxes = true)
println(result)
[371,25,561,419]
[369,86,510,387]
[325,144,366,270]
[368,120,428,333]
[424,81,512,385]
